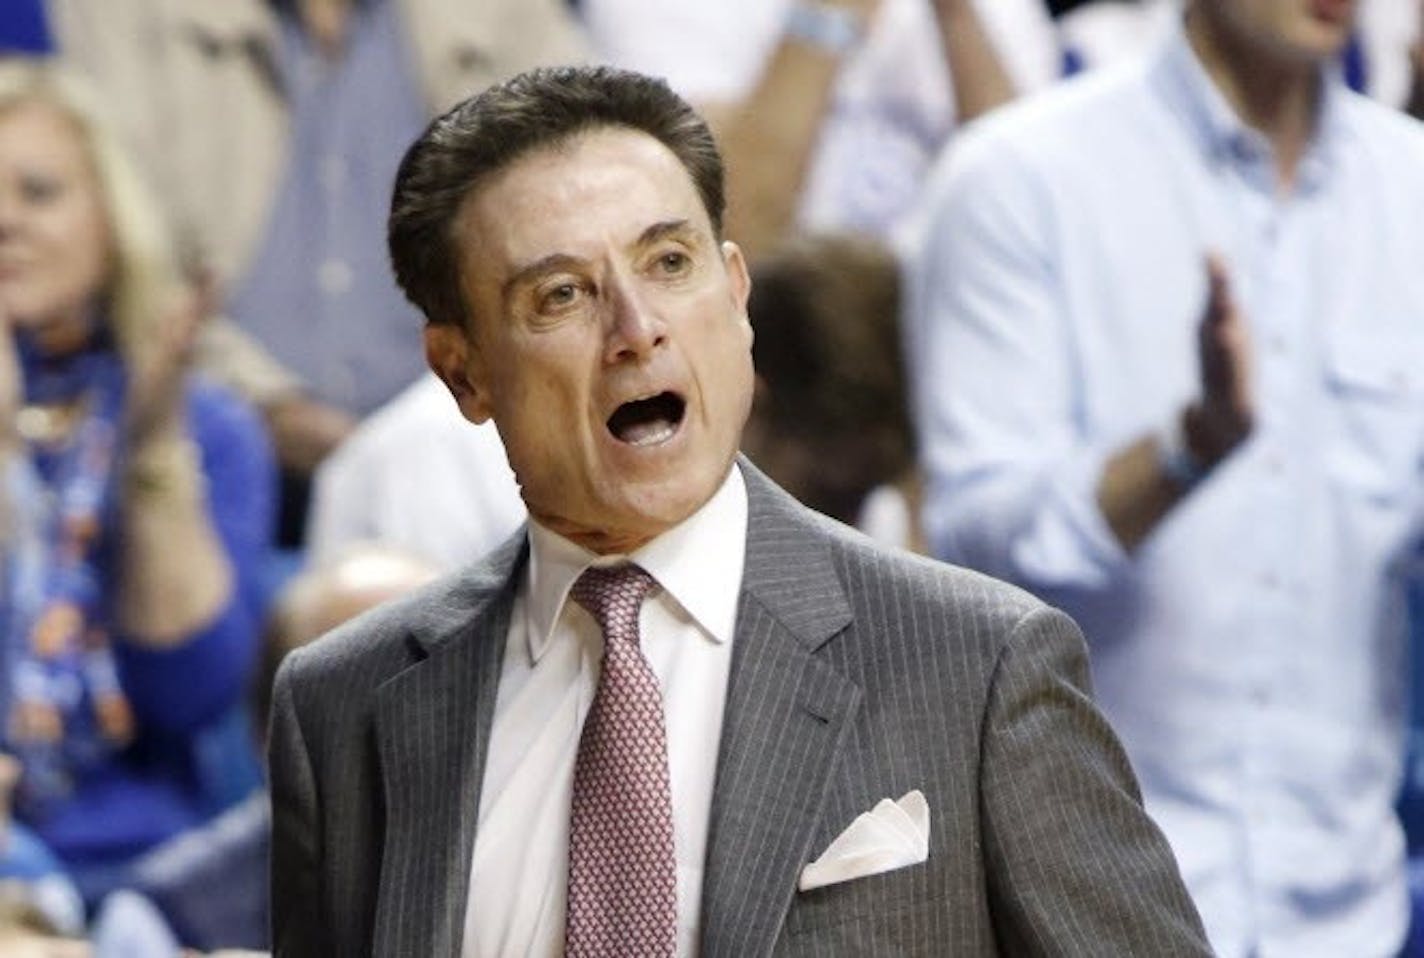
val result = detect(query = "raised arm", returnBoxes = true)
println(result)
[709,0,881,260]
[911,133,1251,592]
[931,0,1016,123]
[117,291,234,645]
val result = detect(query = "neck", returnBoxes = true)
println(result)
[1186,6,1324,191]
[25,310,98,359]
[539,515,658,557]
[297,0,354,59]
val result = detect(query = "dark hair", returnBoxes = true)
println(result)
[744,233,912,524]
[388,65,725,328]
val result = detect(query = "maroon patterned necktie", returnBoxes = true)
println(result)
[565,564,678,957]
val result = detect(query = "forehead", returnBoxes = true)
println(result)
[453,127,711,275]
[0,100,87,166]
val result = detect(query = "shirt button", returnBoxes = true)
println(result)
[318,258,353,297]
[1259,571,1280,591]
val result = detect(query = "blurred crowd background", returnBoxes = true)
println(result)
[0,0,1420,954]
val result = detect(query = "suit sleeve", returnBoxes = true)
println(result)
[268,653,326,956]
[978,606,1211,956]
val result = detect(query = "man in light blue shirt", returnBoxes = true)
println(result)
[910,0,1424,954]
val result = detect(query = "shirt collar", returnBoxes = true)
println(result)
[1148,14,1349,191]
[523,464,749,664]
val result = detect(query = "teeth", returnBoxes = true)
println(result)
[624,421,676,446]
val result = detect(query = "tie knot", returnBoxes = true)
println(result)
[570,564,657,645]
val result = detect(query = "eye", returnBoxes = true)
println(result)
[18,173,62,205]
[536,281,584,313]
[653,249,691,276]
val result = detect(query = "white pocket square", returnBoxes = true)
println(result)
[798,789,930,892]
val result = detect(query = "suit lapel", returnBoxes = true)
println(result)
[701,463,862,957]
[371,536,527,956]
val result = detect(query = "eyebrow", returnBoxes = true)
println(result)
[500,219,702,300]
[501,252,584,300]
[637,218,697,249]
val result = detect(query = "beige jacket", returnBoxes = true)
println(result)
[52,0,587,401]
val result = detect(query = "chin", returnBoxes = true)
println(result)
[621,483,711,530]
[615,467,726,536]
[1289,20,1352,59]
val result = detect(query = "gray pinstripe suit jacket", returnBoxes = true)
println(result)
[269,462,1211,956]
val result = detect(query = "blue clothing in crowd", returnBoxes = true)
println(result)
[910,20,1424,957]
[7,378,273,901]
[0,0,52,53]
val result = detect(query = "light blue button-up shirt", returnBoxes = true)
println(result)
[910,21,1424,958]
[227,1,428,415]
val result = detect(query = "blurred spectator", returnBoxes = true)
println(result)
[258,546,440,728]
[583,0,1063,257]
[306,373,525,570]
[0,879,268,956]
[911,0,1424,953]
[47,0,586,541]
[1055,0,1422,110]
[741,233,923,551]
[0,881,87,957]
[0,60,274,906]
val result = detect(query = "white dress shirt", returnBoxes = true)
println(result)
[462,466,748,957]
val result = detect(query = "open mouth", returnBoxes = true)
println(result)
[607,391,686,446]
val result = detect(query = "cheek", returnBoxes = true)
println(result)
[66,209,112,293]
[492,349,591,445]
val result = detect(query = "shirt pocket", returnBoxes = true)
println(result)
[1322,334,1424,507]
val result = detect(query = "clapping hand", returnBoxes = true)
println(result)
[123,284,203,445]
[1184,254,1254,468]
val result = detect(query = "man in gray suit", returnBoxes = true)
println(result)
[267,65,1210,956]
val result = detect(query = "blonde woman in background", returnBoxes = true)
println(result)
[0,59,274,908]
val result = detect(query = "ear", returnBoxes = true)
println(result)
[424,323,493,424]
[721,239,752,322]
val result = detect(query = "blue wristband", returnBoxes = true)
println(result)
[785,2,865,56]
[1157,413,1207,487]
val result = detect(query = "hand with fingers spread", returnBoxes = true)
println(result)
[1094,255,1256,551]
[1182,254,1254,473]
[123,285,202,445]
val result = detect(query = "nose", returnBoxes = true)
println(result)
[603,272,667,363]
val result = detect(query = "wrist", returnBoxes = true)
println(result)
[127,404,187,447]
[785,0,867,57]
[125,436,205,501]
[932,0,975,21]
[1156,410,1208,488]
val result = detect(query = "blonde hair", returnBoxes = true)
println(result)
[0,57,180,361]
